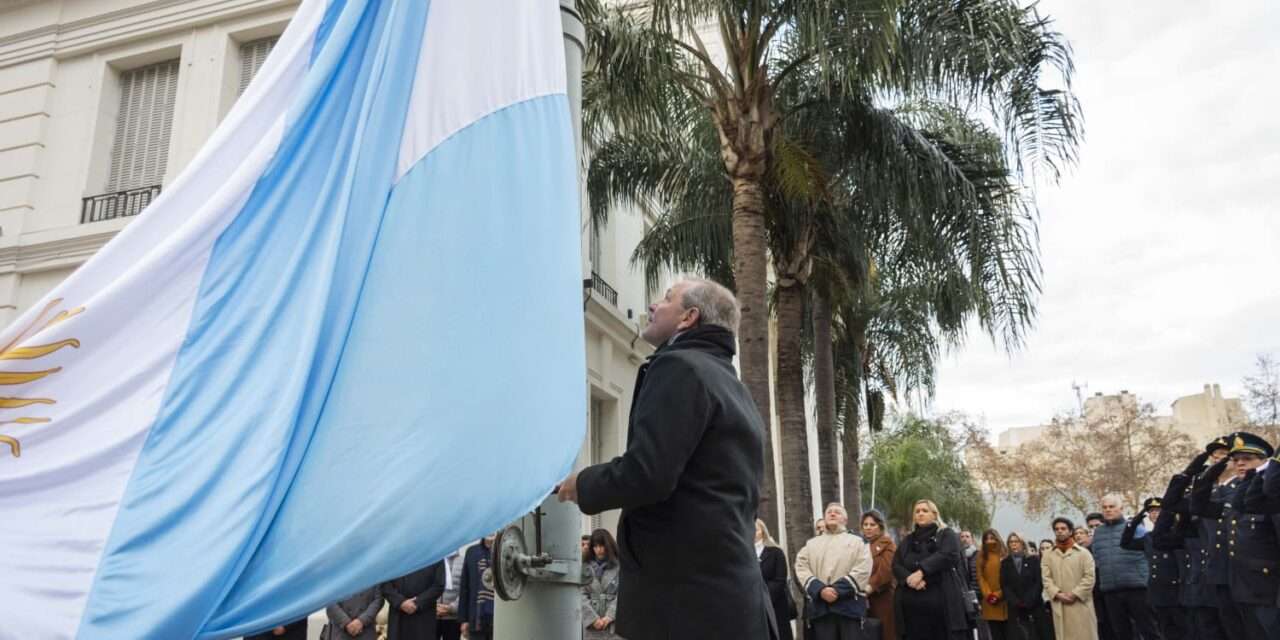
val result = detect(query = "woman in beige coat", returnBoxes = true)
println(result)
[1040,517,1098,640]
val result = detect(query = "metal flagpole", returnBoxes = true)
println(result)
[491,3,586,639]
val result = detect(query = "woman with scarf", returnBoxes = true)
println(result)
[892,499,973,640]
[977,529,1009,640]
[581,529,622,639]
[860,510,897,640]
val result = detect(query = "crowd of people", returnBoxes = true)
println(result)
[732,429,1280,640]
[244,535,495,640]
[562,280,1280,640]
[240,431,1278,640]
[243,277,1277,640]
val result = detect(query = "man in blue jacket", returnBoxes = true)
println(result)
[1091,494,1159,640]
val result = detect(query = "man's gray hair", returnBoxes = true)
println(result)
[677,278,740,334]
[1101,494,1124,508]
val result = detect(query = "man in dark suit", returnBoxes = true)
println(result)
[558,278,776,640]
[383,560,446,640]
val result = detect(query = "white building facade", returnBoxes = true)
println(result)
[0,0,662,536]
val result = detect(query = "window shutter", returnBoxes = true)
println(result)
[105,59,180,195]
[589,398,606,533]
[238,36,279,96]
[589,219,602,272]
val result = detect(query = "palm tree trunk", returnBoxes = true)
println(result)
[730,175,778,533]
[776,278,814,578]
[841,423,862,519]
[841,326,866,515]
[812,295,839,507]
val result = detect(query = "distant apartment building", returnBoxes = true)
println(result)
[995,384,1247,453]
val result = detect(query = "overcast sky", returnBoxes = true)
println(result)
[928,1,1280,435]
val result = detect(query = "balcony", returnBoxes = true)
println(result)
[81,185,161,224]
[587,272,618,307]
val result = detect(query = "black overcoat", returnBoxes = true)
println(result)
[759,545,795,640]
[383,560,446,640]
[999,554,1042,614]
[891,525,971,639]
[577,325,775,640]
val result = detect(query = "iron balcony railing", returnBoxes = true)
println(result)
[588,272,618,307]
[81,185,161,223]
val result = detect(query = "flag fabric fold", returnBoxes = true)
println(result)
[0,1,584,637]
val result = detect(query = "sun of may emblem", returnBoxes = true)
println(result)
[0,298,83,458]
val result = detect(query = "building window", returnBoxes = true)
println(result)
[238,36,279,95]
[105,59,179,195]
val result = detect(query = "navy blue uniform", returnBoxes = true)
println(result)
[1233,467,1280,640]
[1190,462,1251,639]
[1122,513,1188,640]
[1158,472,1227,640]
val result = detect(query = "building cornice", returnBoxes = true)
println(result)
[0,0,299,69]
[0,226,118,274]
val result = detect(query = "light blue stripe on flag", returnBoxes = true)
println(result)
[208,92,584,637]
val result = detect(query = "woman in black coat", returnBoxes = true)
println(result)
[1000,532,1050,640]
[892,499,972,640]
[756,519,795,640]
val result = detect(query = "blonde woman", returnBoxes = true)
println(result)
[756,519,794,640]
[891,499,973,640]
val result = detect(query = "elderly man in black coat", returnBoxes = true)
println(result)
[559,278,776,640]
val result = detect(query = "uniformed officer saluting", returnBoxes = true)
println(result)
[1155,435,1230,640]
[1234,433,1280,639]
[1190,432,1251,638]
[1195,432,1278,640]
[1121,496,1189,640]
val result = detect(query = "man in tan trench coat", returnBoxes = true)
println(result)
[1041,517,1098,640]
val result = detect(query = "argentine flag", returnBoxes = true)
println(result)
[0,0,585,637]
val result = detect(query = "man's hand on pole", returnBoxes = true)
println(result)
[557,471,580,504]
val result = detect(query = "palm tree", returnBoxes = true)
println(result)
[863,413,991,532]
[581,0,1080,538]
[591,102,1048,575]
